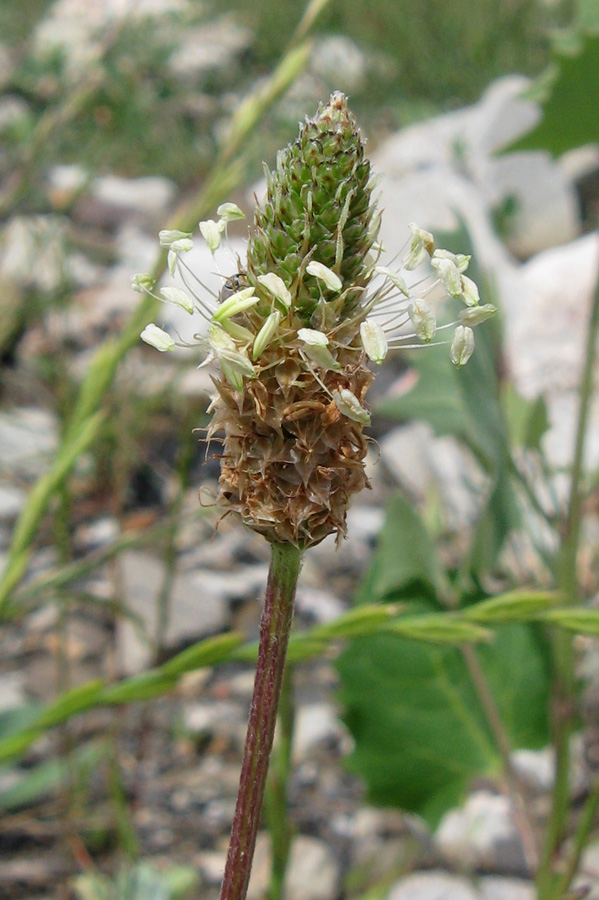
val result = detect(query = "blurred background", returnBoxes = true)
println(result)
[0,1,598,898]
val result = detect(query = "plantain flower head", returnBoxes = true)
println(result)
[138,94,493,547]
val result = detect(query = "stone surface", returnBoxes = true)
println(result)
[380,423,488,528]
[89,175,176,221]
[116,551,230,674]
[511,747,555,793]
[168,17,252,78]
[311,35,367,93]
[373,76,579,262]
[0,216,69,294]
[0,484,27,521]
[507,232,599,473]
[0,408,59,479]
[292,703,348,762]
[285,836,340,900]
[0,672,27,712]
[478,876,535,900]
[294,586,346,623]
[436,791,526,874]
[388,871,480,900]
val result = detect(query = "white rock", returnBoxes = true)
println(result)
[372,74,578,287]
[91,175,176,217]
[388,871,480,900]
[0,672,26,712]
[169,18,252,78]
[511,747,555,793]
[577,839,599,898]
[507,232,599,473]
[436,791,524,873]
[116,551,230,674]
[0,215,68,293]
[292,703,349,762]
[0,484,26,520]
[0,96,30,132]
[295,586,345,623]
[380,423,488,528]
[34,0,189,73]
[484,151,579,258]
[478,876,535,900]
[311,36,367,94]
[345,505,385,545]
[47,164,89,204]
[246,834,272,900]
[0,408,59,479]
[285,836,340,900]
[183,701,244,737]
[197,850,227,885]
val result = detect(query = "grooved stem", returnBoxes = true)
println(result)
[220,542,302,900]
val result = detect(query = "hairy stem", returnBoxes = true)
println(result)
[220,543,302,900]
[265,666,296,900]
[537,238,599,899]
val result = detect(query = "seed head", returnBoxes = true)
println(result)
[138,94,493,548]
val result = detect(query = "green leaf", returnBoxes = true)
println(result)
[337,623,550,828]
[542,608,599,635]
[36,680,105,728]
[357,493,440,603]
[509,35,599,156]
[388,613,492,645]
[463,590,561,623]
[159,632,244,676]
[102,673,177,705]
[502,384,550,452]
[0,741,105,813]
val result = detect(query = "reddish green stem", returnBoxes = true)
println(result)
[220,542,302,900]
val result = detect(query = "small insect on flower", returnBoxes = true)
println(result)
[136,93,494,548]
[219,271,248,304]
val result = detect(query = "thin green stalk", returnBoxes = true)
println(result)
[555,770,599,898]
[461,643,539,871]
[220,543,302,900]
[537,241,599,899]
[265,666,296,900]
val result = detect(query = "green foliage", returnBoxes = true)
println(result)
[508,33,599,156]
[338,622,550,828]
[221,0,552,110]
[337,496,553,828]
[72,862,198,900]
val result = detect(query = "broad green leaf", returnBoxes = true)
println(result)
[577,0,599,30]
[337,623,550,828]
[509,35,599,156]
